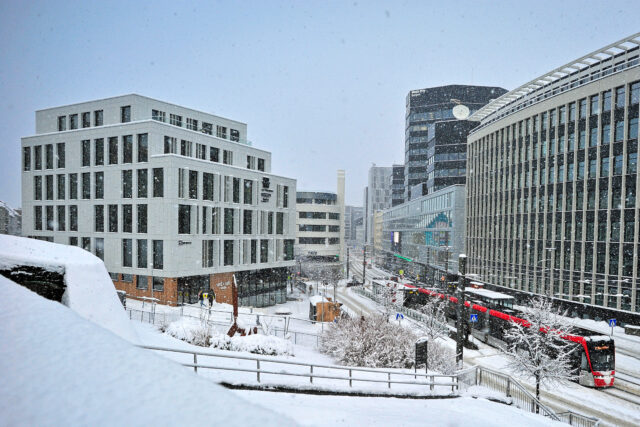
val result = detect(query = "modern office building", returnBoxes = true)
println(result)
[381,185,466,282]
[295,170,345,262]
[404,85,507,200]
[365,165,392,244]
[391,164,405,207]
[21,94,296,307]
[344,205,364,244]
[466,34,640,314]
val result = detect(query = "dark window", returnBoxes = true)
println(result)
[57,205,66,231]
[329,213,340,220]
[137,133,148,162]
[69,173,77,199]
[122,135,133,163]
[164,136,176,154]
[22,147,31,171]
[153,240,163,269]
[94,138,104,165]
[137,204,147,233]
[210,147,219,162]
[189,170,198,199]
[95,238,104,260]
[135,275,147,290]
[34,206,42,230]
[122,204,132,233]
[153,277,164,292]
[276,212,284,234]
[95,172,103,199]
[70,114,78,130]
[69,205,78,231]
[33,176,42,200]
[45,206,54,230]
[45,144,53,169]
[137,169,148,197]
[94,110,103,126]
[108,204,118,232]
[34,146,42,170]
[57,174,65,200]
[95,205,104,232]
[108,137,118,164]
[121,106,131,123]
[137,240,147,268]
[224,208,234,234]
[216,125,227,139]
[260,240,268,263]
[233,178,240,203]
[81,173,90,199]
[202,122,212,135]
[244,180,253,204]
[251,240,257,263]
[258,158,265,171]
[58,116,66,131]
[284,239,294,261]
[152,110,165,122]
[230,129,240,142]
[283,186,289,208]
[45,175,53,200]
[178,205,191,234]
[186,118,198,131]
[224,240,234,265]
[82,238,91,252]
[82,112,90,128]
[153,168,163,197]
[243,210,252,234]
[203,173,214,200]
[56,143,65,168]
[268,212,274,234]
[122,239,132,267]
[81,140,90,166]
[170,114,182,127]
[122,170,132,198]
[223,150,233,165]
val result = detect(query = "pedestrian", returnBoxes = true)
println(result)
[198,290,203,307]
[208,291,214,307]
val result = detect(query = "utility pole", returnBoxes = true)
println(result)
[362,246,367,285]
[346,247,350,279]
[456,254,467,369]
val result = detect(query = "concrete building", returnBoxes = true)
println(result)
[381,185,466,283]
[404,85,507,200]
[365,165,392,244]
[295,170,345,262]
[344,205,364,245]
[21,94,296,307]
[0,202,21,235]
[373,211,384,262]
[466,34,640,315]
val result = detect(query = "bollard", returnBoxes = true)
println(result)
[388,372,391,389]
[257,360,261,382]
[194,354,198,373]
[310,365,313,383]
[349,369,352,387]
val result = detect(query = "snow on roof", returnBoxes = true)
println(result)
[465,287,514,300]
[0,235,136,342]
[0,277,293,426]
[309,295,329,305]
[584,335,613,343]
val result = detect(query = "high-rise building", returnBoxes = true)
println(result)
[391,164,405,206]
[21,94,297,307]
[404,85,507,200]
[365,165,392,244]
[466,34,640,315]
[344,205,364,244]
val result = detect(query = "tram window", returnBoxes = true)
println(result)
[581,352,588,370]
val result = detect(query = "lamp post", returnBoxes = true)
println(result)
[456,254,467,369]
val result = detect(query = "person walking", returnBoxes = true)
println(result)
[208,292,214,307]
[198,290,204,307]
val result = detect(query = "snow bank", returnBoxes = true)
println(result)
[0,276,293,426]
[0,235,136,342]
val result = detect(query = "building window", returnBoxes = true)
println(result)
[153,240,163,269]
[202,122,212,135]
[224,208,234,234]
[57,206,65,231]
[590,95,599,115]
[602,90,612,112]
[189,170,198,199]
[33,206,42,230]
[45,144,53,169]
[108,137,118,164]
[69,205,78,231]
[33,176,42,200]
[628,152,638,174]
[45,206,53,230]
[284,239,294,261]
[70,114,78,130]
[137,169,148,198]
[95,172,104,199]
[186,118,198,131]
[121,106,131,123]
[178,205,191,234]
[178,168,186,198]
[230,129,240,142]
[45,175,53,200]
[212,207,221,234]
[329,213,340,220]
[122,170,132,198]
[152,110,166,122]
[260,240,268,263]
[82,238,91,252]
[216,125,227,139]
[247,155,255,170]
[170,114,182,127]
[56,143,65,168]
[203,173,214,201]
[93,138,104,166]
[258,158,265,171]
[244,180,253,204]
[122,239,132,267]
[137,239,147,268]
[180,139,192,157]
[137,204,147,233]
[82,112,91,128]
[108,204,118,232]
[57,174,65,200]
[233,178,240,203]
[137,133,148,162]
[122,135,133,163]
[629,117,639,140]
[95,205,104,232]
[163,136,177,154]
[223,150,233,165]
[122,204,133,233]
[80,140,90,166]
[153,277,164,292]
[283,186,288,208]
[243,210,252,234]
[153,168,164,197]
[58,116,66,131]
[94,110,103,126]
[276,212,283,234]
[224,240,234,265]
[210,147,219,162]
[34,146,42,170]
[22,147,31,171]
[95,238,104,260]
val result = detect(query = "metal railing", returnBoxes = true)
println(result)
[140,344,460,394]
[458,366,600,427]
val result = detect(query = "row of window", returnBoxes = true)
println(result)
[152,109,240,142]
[178,205,288,236]
[298,237,341,245]
[121,238,164,269]
[298,212,340,220]
[163,136,265,171]
[81,134,148,166]
[298,224,341,232]
[23,143,65,171]
[33,168,164,201]
[202,238,295,267]
[57,110,104,131]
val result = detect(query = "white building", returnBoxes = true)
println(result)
[365,165,392,244]
[296,170,345,262]
[21,94,296,307]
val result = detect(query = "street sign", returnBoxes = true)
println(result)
[608,319,616,327]
[415,338,429,370]
[396,313,404,320]
[399,270,404,275]
[470,314,478,323]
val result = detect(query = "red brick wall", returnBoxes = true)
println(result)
[113,275,178,306]
[210,272,234,305]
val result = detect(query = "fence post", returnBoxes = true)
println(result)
[310,365,313,383]
[257,360,260,383]
[349,369,352,387]
[388,372,391,389]
[506,378,510,397]
[478,367,482,385]
[430,375,434,391]
[193,353,198,373]
[129,310,132,320]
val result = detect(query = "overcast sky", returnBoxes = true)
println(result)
[1,0,639,208]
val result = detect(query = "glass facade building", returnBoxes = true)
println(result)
[466,35,640,314]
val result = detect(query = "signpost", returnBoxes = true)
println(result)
[396,312,404,325]
[608,318,616,336]
[415,338,429,377]
[470,314,478,323]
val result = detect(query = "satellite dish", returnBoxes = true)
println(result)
[452,104,470,120]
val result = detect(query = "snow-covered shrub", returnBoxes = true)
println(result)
[211,334,294,356]
[321,314,417,369]
[165,317,212,347]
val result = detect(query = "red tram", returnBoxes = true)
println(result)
[403,284,615,388]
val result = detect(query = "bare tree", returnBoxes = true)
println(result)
[417,295,448,342]
[501,297,579,410]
